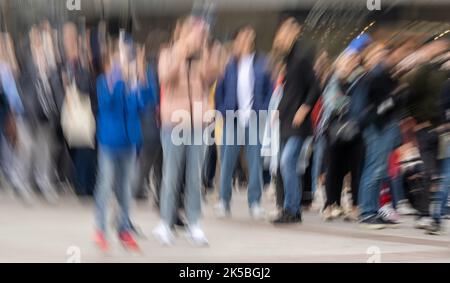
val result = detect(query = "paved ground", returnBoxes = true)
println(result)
[0,187,449,263]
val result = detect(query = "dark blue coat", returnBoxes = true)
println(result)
[215,54,273,117]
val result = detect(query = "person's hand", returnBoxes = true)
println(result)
[292,104,311,128]
[120,59,129,83]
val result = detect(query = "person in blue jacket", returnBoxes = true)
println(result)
[214,25,273,219]
[93,40,154,252]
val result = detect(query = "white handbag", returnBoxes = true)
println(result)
[60,81,96,148]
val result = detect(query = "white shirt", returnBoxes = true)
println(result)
[237,53,255,126]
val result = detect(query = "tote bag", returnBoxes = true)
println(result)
[60,81,96,148]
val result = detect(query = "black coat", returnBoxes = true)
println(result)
[18,53,65,123]
[277,40,320,140]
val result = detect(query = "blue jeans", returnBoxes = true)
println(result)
[280,136,304,215]
[359,123,400,218]
[312,135,326,194]
[94,145,137,233]
[219,122,262,208]
[389,174,406,209]
[160,128,204,226]
[432,146,450,222]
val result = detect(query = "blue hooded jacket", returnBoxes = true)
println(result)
[96,74,155,149]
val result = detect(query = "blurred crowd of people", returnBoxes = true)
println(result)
[0,13,449,252]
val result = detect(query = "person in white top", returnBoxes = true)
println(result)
[214,25,273,219]
[237,52,255,126]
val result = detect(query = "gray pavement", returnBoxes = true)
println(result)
[0,187,449,263]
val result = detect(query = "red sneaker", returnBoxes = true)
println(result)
[118,231,140,252]
[93,231,109,251]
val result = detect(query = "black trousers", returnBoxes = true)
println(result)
[403,164,430,217]
[70,148,97,196]
[324,136,365,207]
[416,127,440,180]
[135,141,163,199]
[203,143,217,189]
[412,127,438,216]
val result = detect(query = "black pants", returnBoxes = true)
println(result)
[412,127,437,216]
[324,137,364,207]
[135,141,163,199]
[203,143,217,190]
[70,148,97,196]
[403,164,430,217]
[275,171,284,209]
[416,127,440,180]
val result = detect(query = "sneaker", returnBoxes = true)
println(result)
[311,186,325,212]
[330,204,344,218]
[359,215,386,230]
[214,201,231,218]
[425,220,443,235]
[414,217,432,230]
[379,204,401,226]
[264,183,277,201]
[249,203,265,220]
[152,222,175,245]
[272,210,302,224]
[186,225,209,246]
[379,217,401,228]
[118,231,140,251]
[321,205,333,221]
[93,231,109,251]
[396,200,417,215]
[343,206,359,222]
[267,208,282,221]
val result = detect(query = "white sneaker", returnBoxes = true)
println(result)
[321,205,333,221]
[267,208,282,221]
[152,222,174,245]
[311,186,325,212]
[330,204,344,218]
[379,204,401,224]
[414,217,432,230]
[264,183,276,201]
[396,200,417,215]
[214,201,230,218]
[187,225,209,246]
[249,203,265,220]
[343,206,359,222]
